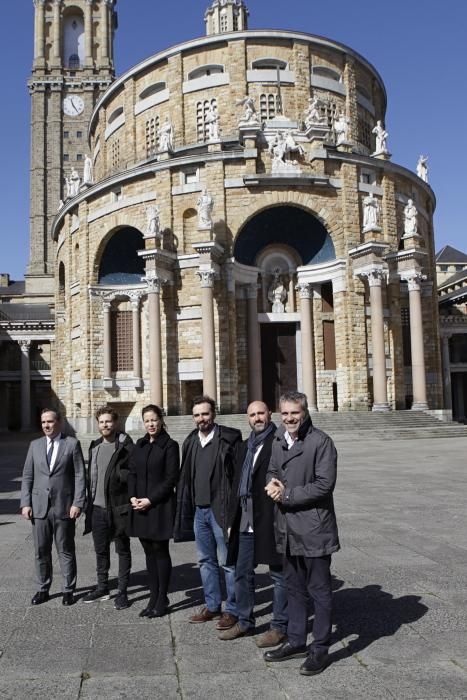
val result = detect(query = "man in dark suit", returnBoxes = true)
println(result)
[174,395,242,630]
[20,408,86,606]
[219,401,288,645]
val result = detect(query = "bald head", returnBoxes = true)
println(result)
[247,401,271,433]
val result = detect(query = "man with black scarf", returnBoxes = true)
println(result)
[220,401,288,646]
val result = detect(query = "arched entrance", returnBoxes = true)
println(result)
[234,205,337,410]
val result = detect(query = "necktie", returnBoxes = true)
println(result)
[47,439,54,468]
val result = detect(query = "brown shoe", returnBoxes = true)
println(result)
[218,622,253,640]
[255,629,288,648]
[188,606,222,624]
[215,612,238,630]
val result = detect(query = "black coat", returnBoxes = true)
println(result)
[226,430,282,568]
[174,425,242,542]
[267,418,340,558]
[84,433,134,538]
[127,430,180,542]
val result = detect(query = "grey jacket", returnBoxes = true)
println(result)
[266,417,340,558]
[20,435,86,519]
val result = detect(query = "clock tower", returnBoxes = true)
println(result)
[27,0,117,295]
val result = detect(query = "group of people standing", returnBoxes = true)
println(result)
[20,390,339,677]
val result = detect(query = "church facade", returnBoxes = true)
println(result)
[7,0,444,433]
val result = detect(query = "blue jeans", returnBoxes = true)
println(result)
[235,532,288,632]
[193,506,237,615]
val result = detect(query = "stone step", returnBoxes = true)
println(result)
[77,410,467,454]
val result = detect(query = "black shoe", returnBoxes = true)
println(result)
[139,606,154,618]
[31,591,49,606]
[264,641,308,662]
[300,651,329,676]
[82,588,110,603]
[147,598,169,619]
[62,593,75,606]
[114,591,130,610]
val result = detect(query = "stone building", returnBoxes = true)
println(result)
[436,246,467,422]
[3,0,444,433]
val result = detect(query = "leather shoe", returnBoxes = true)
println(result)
[31,591,49,606]
[139,606,153,618]
[218,622,253,640]
[300,651,329,676]
[215,612,238,630]
[188,606,221,624]
[255,629,287,648]
[264,641,308,662]
[62,593,75,606]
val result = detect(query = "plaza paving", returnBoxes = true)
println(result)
[0,431,467,699]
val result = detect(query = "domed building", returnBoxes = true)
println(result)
[28,0,441,432]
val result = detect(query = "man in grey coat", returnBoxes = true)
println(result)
[264,391,339,676]
[20,408,86,606]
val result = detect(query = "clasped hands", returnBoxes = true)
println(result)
[265,478,285,502]
[130,497,151,511]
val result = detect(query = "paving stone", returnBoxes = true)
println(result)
[179,670,286,699]
[175,641,266,674]
[79,675,180,699]
[372,661,467,699]
[0,645,88,680]
[91,622,172,647]
[0,677,81,700]
[84,644,176,676]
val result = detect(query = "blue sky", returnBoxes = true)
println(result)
[1,0,465,279]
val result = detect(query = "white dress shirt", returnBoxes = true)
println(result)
[46,435,60,472]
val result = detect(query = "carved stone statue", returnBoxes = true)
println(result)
[372,120,389,154]
[69,168,81,197]
[205,104,220,141]
[237,95,259,125]
[403,199,418,236]
[268,271,287,313]
[158,116,174,152]
[333,111,350,145]
[145,202,162,239]
[197,189,214,228]
[83,154,93,185]
[416,155,429,183]
[304,96,325,129]
[362,192,381,232]
[268,131,304,173]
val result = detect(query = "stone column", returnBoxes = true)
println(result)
[18,340,32,431]
[33,0,46,62]
[101,1,110,62]
[402,272,428,410]
[146,278,163,406]
[84,0,93,66]
[297,282,318,412]
[362,269,390,411]
[198,270,217,400]
[130,295,142,381]
[441,334,452,411]
[246,284,262,402]
[52,0,62,65]
[102,300,112,378]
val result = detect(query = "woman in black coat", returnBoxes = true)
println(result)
[128,404,179,618]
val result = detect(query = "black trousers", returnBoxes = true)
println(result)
[139,538,172,607]
[284,553,332,653]
[91,505,131,592]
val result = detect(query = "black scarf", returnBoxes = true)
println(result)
[238,422,276,507]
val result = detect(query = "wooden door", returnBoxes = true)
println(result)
[261,323,297,410]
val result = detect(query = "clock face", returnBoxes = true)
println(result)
[63,95,84,116]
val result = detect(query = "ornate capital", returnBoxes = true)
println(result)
[245,284,258,300]
[296,282,313,300]
[18,339,32,353]
[144,276,162,294]
[198,270,216,289]
[400,272,427,292]
[358,267,386,288]
[128,291,143,309]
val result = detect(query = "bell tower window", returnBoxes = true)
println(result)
[63,13,84,69]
